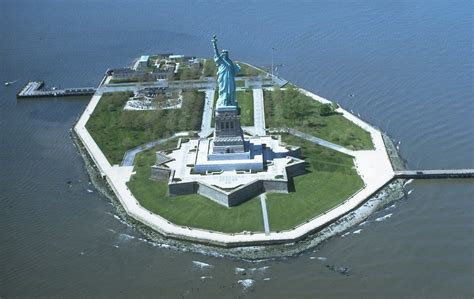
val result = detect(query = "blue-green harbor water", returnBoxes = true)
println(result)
[1,0,473,297]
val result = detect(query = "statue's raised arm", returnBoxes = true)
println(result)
[212,35,219,59]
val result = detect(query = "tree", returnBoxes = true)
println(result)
[319,103,334,116]
[203,59,217,77]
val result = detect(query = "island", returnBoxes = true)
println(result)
[72,36,409,252]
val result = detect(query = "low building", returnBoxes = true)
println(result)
[155,53,173,59]
[108,68,151,83]
[133,55,150,71]
[188,58,201,69]
[153,68,174,80]
[109,68,136,79]
[168,54,184,61]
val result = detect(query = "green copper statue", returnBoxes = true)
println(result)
[212,35,240,108]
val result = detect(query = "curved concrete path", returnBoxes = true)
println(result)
[287,128,355,156]
[121,133,189,167]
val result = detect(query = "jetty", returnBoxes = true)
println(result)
[17,81,96,98]
[394,169,474,179]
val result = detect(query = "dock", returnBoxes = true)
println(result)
[17,81,96,98]
[394,169,474,179]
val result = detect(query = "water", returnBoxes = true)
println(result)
[1,0,473,297]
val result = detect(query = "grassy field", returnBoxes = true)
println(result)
[203,59,217,77]
[236,90,254,126]
[172,66,202,81]
[127,142,264,233]
[264,87,374,150]
[265,134,364,231]
[236,62,265,77]
[236,80,245,87]
[86,91,204,165]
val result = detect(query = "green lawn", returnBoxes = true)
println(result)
[172,66,203,81]
[127,142,264,233]
[264,87,374,150]
[203,59,217,77]
[236,90,254,126]
[236,62,265,77]
[236,80,245,88]
[265,134,364,231]
[86,91,204,165]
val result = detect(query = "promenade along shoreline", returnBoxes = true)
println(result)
[73,77,398,247]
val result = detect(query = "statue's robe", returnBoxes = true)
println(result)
[214,54,240,107]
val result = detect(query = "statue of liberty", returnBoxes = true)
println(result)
[212,35,240,107]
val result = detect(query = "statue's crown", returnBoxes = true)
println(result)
[221,49,228,53]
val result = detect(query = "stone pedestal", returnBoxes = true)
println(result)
[195,138,263,173]
[211,106,245,154]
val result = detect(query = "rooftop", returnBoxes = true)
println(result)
[139,55,149,62]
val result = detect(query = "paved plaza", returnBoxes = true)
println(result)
[167,137,297,189]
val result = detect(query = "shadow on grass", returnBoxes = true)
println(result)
[287,177,296,192]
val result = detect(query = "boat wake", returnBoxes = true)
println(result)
[192,261,214,269]
[375,213,392,222]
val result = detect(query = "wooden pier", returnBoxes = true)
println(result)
[394,169,474,179]
[17,81,96,98]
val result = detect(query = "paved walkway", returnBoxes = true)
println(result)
[259,194,270,235]
[271,75,289,87]
[253,88,266,136]
[241,126,255,136]
[102,79,216,91]
[121,133,188,166]
[198,89,215,138]
[288,128,355,156]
